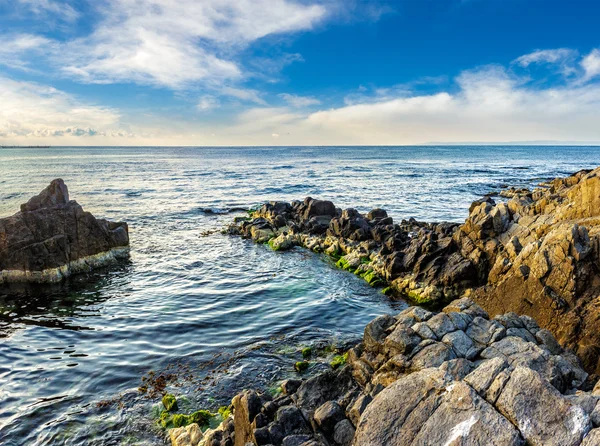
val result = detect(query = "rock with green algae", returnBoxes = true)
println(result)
[268,233,297,251]
[160,409,215,430]
[218,405,231,419]
[330,353,348,369]
[302,347,313,358]
[162,393,178,412]
[295,360,310,373]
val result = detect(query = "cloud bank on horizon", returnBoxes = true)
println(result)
[1,0,600,145]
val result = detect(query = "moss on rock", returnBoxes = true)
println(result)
[301,347,312,358]
[330,352,348,369]
[162,393,177,412]
[295,361,309,373]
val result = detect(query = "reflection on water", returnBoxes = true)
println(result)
[0,146,598,444]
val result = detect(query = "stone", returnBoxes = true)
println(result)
[495,367,591,446]
[411,382,523,446]
[441,330,477,359]
[410,322,437,340]
[425,313,457,339]
[332,419,355,445]
[409,342,457,371]
[464,357,509,396]
[467,317,506,346]
[363,314,396,353]
[313,401,345,436]
[0,179,129,284]
[383,326,421,355]
[282,434,313,446]
[277,405,310,436]
[168,423,203,446]
[346,393,372,426]
[582,428,600,446]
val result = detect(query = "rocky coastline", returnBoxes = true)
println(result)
[163,167,600,446]
[168,298,600,446]
[0,179,130,285]
[228,167,600,375]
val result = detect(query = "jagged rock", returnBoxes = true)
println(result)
[495,367,591,445]
[0,179,129,284]
[215,300,596,446]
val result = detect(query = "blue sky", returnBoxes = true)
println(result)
[1,0,600,145]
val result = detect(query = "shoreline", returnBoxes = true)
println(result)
[228,167,600,375]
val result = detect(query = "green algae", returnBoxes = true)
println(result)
[382,286,394,296]
[295,361,309,373]
[218,405,232,419]
[362,270,384,287]
[330,352,348,370]
[268,384,284,397]
[162,393,177,412]
[159,409,215,430]
[336,256,356,273]
[301,347,312,358]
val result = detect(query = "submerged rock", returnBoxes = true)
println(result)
[0,179,129,284]
[229,167,600,374]
[200,299,599,446]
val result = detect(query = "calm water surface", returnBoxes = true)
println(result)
[0,146,598,445]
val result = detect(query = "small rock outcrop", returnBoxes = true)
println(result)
[228,167,600,373]
[0,179,129,284]
[198,299,600,446]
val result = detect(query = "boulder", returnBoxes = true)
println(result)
[0,179,129,284]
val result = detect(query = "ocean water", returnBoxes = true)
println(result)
[0,146,598,445]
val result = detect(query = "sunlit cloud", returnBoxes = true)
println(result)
[0,76,121,139]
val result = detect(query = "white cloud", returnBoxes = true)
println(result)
[514,48,578,76]
[221,87,266,104]
[197,96,220,111]
[0,34,55,70]
[515,48,576,67]
[19,0,327,89]
[279,93,321,107]
[16,0,79,22]
[582,49,600,82]
[0,76,120,140]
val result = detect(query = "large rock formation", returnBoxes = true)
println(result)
[228,167,600,373]
[194,299,600,446]
[0,179,129,284]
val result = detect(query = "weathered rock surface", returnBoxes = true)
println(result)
[196,299,600,446]
[0,179,129,284]
[229,168,600,373]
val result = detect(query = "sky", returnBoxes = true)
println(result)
[0,0,600,146]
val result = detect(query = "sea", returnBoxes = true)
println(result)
[0,145,598,445]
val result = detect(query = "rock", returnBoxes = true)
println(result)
[231,167,600,373]
[0,179,129,284]
[346,394,372,426]
[313,401,345,436]
[582,428,600,446]
[222,303,598,446]
[464,357,509,397]
[332,419,354,445]
[363,315,396,353]
[425,313,456,339]
[411,382,523,446]
[277,406,310,436]
[495,366,591,446]
[441,330,478,359]
[168,423,203,446]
